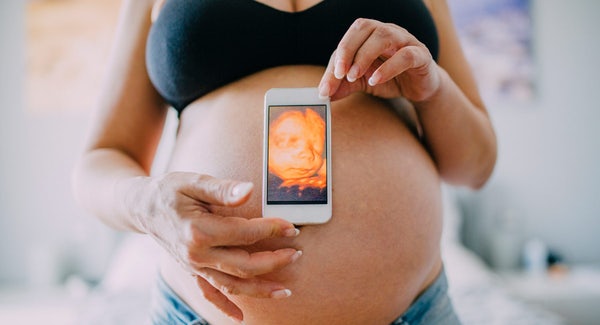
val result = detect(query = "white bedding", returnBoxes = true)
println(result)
[441,187,564,325]
[443,242,564,325]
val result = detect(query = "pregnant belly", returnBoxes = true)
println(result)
[160,67,443,325]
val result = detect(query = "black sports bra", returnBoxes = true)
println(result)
[146,0,439,114]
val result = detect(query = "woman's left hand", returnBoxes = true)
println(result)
[319,18,441,102]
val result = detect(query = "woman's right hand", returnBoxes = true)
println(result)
[128,172,302,322]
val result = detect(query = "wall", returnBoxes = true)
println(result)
[0,0,117,287]
[459,0,600,268]
[0,0,27,285]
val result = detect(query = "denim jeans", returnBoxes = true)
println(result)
[150,269,461,325]
[390,270,462,325]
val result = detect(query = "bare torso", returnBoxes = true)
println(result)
[158,65,443,325]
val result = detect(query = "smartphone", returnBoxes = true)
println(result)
[263,88,332,225]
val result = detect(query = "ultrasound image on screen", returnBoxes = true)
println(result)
[267,105,327,204]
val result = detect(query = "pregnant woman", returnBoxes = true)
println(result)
[73,0,496,324]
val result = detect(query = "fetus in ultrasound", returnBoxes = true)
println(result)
[268,108,326,195]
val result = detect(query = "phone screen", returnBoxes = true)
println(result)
[266,105,328,205]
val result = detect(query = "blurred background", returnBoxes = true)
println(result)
[1,0,599,324]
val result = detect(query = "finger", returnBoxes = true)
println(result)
[368,45,432,87]
[199,248,302,279]
[328,78,366,101]
[190,245,302,278]
[347,23,422,84]
[195,275,244,323]
[318,51,343,99]
[184,174,254,207]
[322,50,374,101]
[191,216,300,247]
[187,217,302,278]
[198,268,293,299]
[330,57,392,101]
[345,25,411,83]
[334,18,378,79]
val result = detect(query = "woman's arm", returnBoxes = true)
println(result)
[318,0,497,189]
[72,0,301,321]
[414,0,496,189]
[72,0,168,231]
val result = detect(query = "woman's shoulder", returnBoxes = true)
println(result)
[120,0,157,13]
[151,0,165,23]
[420,0,433,11]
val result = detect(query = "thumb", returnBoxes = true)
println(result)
[185,175,254,207]
[329,78,365,101]
[227,181,254,206]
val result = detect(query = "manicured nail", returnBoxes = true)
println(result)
[283,228,300,237]
[232,318,244,325]
[318,84,330,100]
[334,60,345,79]
[271,289,292,299]
[231,182,253,199]
[346,65,359,82]
[368,73,380,87]
[290,250,303,263]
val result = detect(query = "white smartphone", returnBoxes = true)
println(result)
[263,88,332,225]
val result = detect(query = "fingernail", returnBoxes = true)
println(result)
[290,250,303,263]
[283,228,300,237]
[231,182,253,199]
[334,61,345,79]
[346,65,359,82]
[271,288,292,299]
[368,73,380,87]
[318,93,330,100]
[318,84,330,99]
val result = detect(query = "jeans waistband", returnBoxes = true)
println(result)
[151,275,210,325]
[392,268,461,325]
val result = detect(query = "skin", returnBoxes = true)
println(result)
[72,0,496,323]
